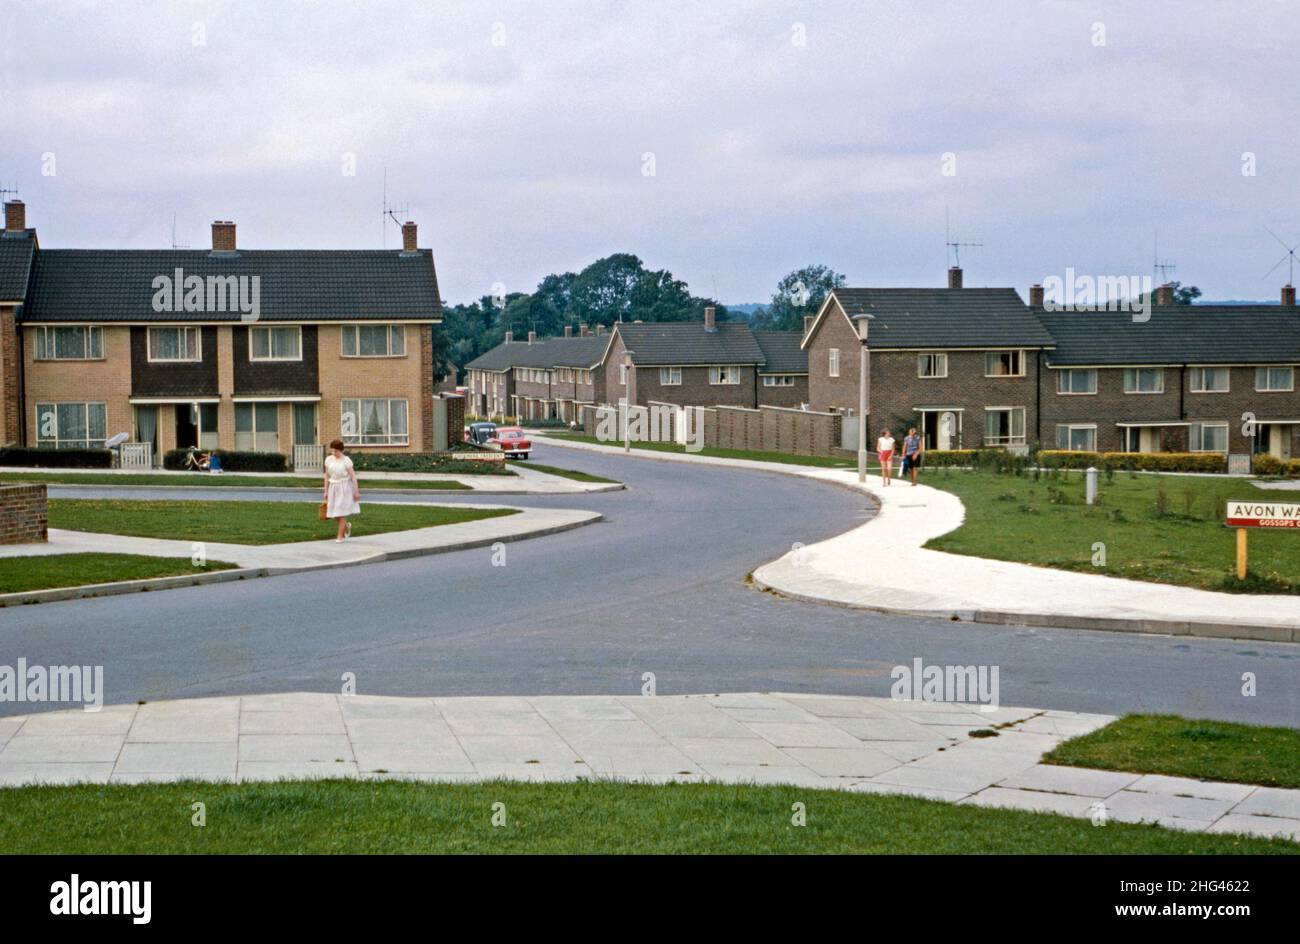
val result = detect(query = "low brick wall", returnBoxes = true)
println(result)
[0,483,48,545]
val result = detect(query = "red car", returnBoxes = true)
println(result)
[488,426,531,459]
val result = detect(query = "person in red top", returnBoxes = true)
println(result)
[876,428,896,486]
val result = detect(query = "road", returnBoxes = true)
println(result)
[3,444,1297,726]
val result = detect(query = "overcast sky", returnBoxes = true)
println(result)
[2,1,1298,304]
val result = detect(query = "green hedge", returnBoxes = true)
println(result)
[0,447,113,469]
[1252,454,1300,477]
[1039,450,1229,473]
[348,452,511,476]
[162,449,288,473]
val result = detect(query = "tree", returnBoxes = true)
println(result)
[751,264,847,332]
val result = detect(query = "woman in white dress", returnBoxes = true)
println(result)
[323,439,361,542]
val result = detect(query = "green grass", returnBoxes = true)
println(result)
[925,467,1300,593]
[0,552,236,594]
[0,779,1291,854]
[549,432,860,469]
[0,471,469,490]
[521,462,620,484]
[48,499,518,546]
[1045,714,1300,789]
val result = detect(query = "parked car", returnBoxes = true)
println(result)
[488,426,531,459]
[466,421,498,446]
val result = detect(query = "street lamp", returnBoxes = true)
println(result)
[854,313,874,483]
[622,349,636,454]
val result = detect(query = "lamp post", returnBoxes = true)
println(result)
[855,313,874,483]
[622,349,636,454]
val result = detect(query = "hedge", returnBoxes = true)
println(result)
[162,449,288,473]
[348,452,511,476]
[1252,454,1300,477]
[0,447,113,469]
[1039,450,1229,473]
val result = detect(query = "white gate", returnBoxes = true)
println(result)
[120,442,153,469]
[294,444,324,472]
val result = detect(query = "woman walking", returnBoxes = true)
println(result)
[876,427,895,486]
[323,439,361,542]
[901,427,924,486]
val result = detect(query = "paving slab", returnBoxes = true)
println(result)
[998,764,1142,797]
[962,787,1100,817]
[1207,813,1300,841]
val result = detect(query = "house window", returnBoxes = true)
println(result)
[984,351,1025,377]
[147,326,201,362]
[234,403,279,452]
[917,353,947,378]
[709,366,740,385]
[341,324,406,357]
[1123,368,1164,394]
[35,326,104,360]
[1190,422,1229,453]
[341,398,408,446]
[1055,424,1097,451]
[763,375,796,387]
[1189,366,1230,393]
[828,348,840,378]
[250,326,302,361]
[1256,366,1294,392]
[198,403,220,450]
[659,367,682,385]
[1056,369,1097,394]
[35,402,107,449]
[984,407,1026,446]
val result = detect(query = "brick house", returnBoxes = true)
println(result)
[0,201,442,464]
[753,330,809,408]
[464,328,608,422]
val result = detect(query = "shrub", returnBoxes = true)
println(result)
[348,452,511,476]
[0,447,113,469]
[1251,455,1300,477]
[162,449,287,473]
[1037,450,1101,469]
[1039,450,1229,474]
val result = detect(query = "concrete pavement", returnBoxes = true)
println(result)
[1,692,1294,841]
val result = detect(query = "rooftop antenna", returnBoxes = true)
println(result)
[944,208,982,268]
[170,212,190,250]
[1153,229,1176,285]
[0,184,18,202]
[381,168,409,249]
[1261,225,1300,286]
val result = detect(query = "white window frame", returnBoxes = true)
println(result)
[1190,422,1229,454]
[1055,423,1097,451]
[828,348,840,378]
[917,353,947,378]
[341,324,406,358]
[659,366,682,386]
[35,401,108,449]
[709,365,740,385]
[1056,369,1097,395]
[34,325,104,361]
[249,325,302,362]
[1123,368,1165,394]
[147,326,202,363]
[1189,366,1230,394]
[983,350,1025,377]
[234,402,279,453]
[762,375,796,387]
[983,406,1026,446]
[341,397,409,447]
[1255,366,1294,392]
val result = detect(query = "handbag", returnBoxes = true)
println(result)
[318,500,328,521]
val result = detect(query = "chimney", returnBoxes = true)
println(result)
[579,323,589,337]
[1029,284,1045,307]
[211,220,236,252]
[401,221,417,252]
[564,325,573,338]
[4,200,26,233]
[1282,285,1296,307]
[803,314,814,338]
[504,330,513,344]
[596,324,606,335]
[1155,283,1175,306]
[704,305,716,332]
[947,266,963,289]
[527,330,536,345]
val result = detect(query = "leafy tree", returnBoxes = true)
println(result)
[751,264,846,331]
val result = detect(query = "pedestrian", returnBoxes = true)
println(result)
[876,427,895,486]
[901,427,924,486]
[323,439,360,542]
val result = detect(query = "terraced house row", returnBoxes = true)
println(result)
[0,201,442,466]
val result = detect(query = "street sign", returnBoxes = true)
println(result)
[1225,499,1300,529]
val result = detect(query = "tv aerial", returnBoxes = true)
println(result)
[1261,225,1299,285]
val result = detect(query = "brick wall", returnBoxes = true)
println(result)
[420,324,434,451]
[444,393,465,448]
[0,304,20,445]
[756,374,809,408]
[582,401,842,457]
[0,483,47,544]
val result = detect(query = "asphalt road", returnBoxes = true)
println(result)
[3,444,1297,726]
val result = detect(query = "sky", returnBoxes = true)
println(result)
[2,1,1298,305]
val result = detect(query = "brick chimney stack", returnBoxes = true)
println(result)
[596,324,606,336]
[703,306,716,332]
[504,330,513,344]
[579,323,589,337]
[1029,284,1045,307]
[402,221,417,252]
[1155,283,1175,306]
[564,325,572,337]
[1282,285,1296,307]
[211,220,236,252]
[527,330,536,345]
[947,267,963,289]
[4,200,25,233]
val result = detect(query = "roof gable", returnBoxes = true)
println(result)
[0,232,36,302]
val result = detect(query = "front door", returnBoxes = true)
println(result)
[293,403,317,446]
[175,402,198,449]
[1269,424,1293,460]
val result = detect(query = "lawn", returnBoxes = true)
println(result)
[48,499,518,545]
[0,779,1290,854]
[548,432,859,469]
[925,467,1300,593]
[0,471,469,490]
[1045,714,1300,790]
[0,552,236,594]
[521,462,621,484]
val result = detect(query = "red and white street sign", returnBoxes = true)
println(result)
[1226,500,1300,529]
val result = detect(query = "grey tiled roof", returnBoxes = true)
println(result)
[1038,306,1300,366]
[832,288,1055,349]
[0,233,36,301]
[616,321,765,366]
[753,331,808,373]
[22,248,441,322]
[465,335,610,371]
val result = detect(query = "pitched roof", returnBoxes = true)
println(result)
[22,248,441,322]
[829,288,1054,349]
[1039,305,1300,366]
[465,335,608,372]
[616,321,765,366]
[753,330,808,373]
[0,232,36,302]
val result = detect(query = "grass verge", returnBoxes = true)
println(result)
[546,432,860,469]
[48,499,518,546]
[0,471,469,490]
[0,553,236,594]
[925,467,1300,593]
[1044,714,1300,789]
[521,462,620,484]
[0,779,1291,854]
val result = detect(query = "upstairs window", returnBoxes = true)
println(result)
[984,351,1025,377]
[709,366,740,385]
[1189,366,1230,393]
[659,367,682,385]
[1256,366,1294,392]
[342,324,405,357]
[147,326,201,362]
[828,348,840,378]
[35,326,104,360]
[917,353,947,378]
[763,375,796,387]
[1056,369,1097,394]
[1123,368,1164,394]
[250,326,302,361]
